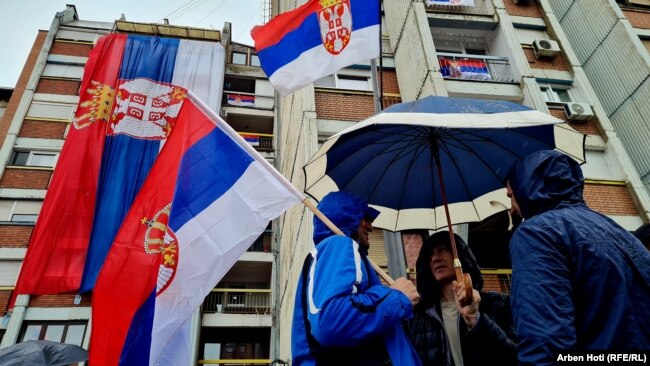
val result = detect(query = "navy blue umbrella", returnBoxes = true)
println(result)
[0,340,88,366]
[304,96,585,296]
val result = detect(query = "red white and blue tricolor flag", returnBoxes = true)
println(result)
[11,34,225,301]
[439,58,492,81]
[227,93,256,107]
[89,92,302,366]
[251,0,380,95]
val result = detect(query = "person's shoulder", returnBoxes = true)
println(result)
[316,235,354,256]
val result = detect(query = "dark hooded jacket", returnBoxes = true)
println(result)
[507,150,650,365]
[291,191,421,366]
[407,231,517,366]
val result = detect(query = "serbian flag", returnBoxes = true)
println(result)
[90,92,302,366]
[425,0,475,6]
[79,35,225,293]
[239,133,261,147]
[226,93,256,107]
[10,34,127,299]
[439,58,492,81]
[251,0,380,96]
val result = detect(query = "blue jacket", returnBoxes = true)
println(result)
[507,150,650,365]
[292,191,421,365]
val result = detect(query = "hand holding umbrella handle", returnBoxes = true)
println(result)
[303,198,395,285]
[454,261,474,307]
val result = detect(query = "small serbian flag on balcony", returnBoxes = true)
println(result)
[239,133,261,147]
[227,93,256,107]
[425,0,475,6]
[251,0,380,96]
[89,92,302,366]
[439,58,492,81]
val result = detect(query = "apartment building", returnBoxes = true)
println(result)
[274,0,649,362]
[0,5,280,365]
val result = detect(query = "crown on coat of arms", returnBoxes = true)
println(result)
[320,0,344,8]
[141,203,172,254]
[72,80,115,130]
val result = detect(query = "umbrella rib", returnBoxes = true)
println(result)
[438,141,483,222]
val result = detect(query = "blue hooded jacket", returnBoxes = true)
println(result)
[291,191,421,365]
[507,150,650,365]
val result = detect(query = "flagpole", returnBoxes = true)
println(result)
[187,92,394,285]
[302,199,395,285]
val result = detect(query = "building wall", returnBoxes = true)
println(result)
[545,0,650,206]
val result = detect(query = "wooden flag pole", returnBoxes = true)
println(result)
[302,198,395,285]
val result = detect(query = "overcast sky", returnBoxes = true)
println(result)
[0,0,264,88]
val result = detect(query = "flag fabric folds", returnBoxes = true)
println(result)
[11,34,127,298]
[89,92,302,366]
[251,0,380,96]
[439,58,492,81]
[79,34,224,293]
[12,33,225,301]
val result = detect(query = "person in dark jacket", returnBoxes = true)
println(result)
[506,150,650,365]
[407,231,517,366]
[633,223,650,249]
[291,191,422,366]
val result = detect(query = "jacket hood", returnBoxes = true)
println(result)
[506,150,584,219]
[415,231,483,311]
[313,191,380,245]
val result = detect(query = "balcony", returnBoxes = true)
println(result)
[438,53,515,83]
[237,133,273,152]
[247,230,272,252]
[224,92,274,111]
[203,289,272,315]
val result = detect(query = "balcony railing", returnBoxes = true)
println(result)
[198,360,273,365]
[481,269,512,293]
[203,289,272,314]
[437,53,515,83]
[247,231,272,252]
[238,133,273,152]
[224,92,274,110]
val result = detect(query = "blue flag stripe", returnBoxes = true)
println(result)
[169,126,255,231]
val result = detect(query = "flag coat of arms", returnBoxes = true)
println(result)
[251,0,380,95]
[90,92,302,365]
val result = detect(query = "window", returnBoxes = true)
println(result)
[232,52,247,65]
[432,34,489,55]
[250,54,261,67]
[314,73,372,91]
[540,85,572,103]
[26,101,75,121]
[42,63,84,79]
[19,322,87,346]
[10,150,59,168]
[0,200,42,223]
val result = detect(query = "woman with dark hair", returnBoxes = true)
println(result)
[407,231,517,366]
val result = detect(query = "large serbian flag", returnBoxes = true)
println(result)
[251,0,380,95]
[12,33,225,300]
[79,35,225,293]
[89,92,302,366]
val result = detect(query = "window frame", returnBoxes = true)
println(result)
[231,52,247,65]
[539,84,573,103]
[10,150,59,168]
[314,72,373,91]
[19,321,88,347]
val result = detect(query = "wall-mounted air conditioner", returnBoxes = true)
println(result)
[564,102,594,122]
[533,39,561,58]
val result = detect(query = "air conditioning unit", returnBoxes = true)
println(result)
[564,102,594,122]
[533,39,560,58]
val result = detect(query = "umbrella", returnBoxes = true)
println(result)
[0,340,88,366]
[304,96,585,297]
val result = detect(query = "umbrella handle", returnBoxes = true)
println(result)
[303,198,395,285]
[454,260,473,307]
